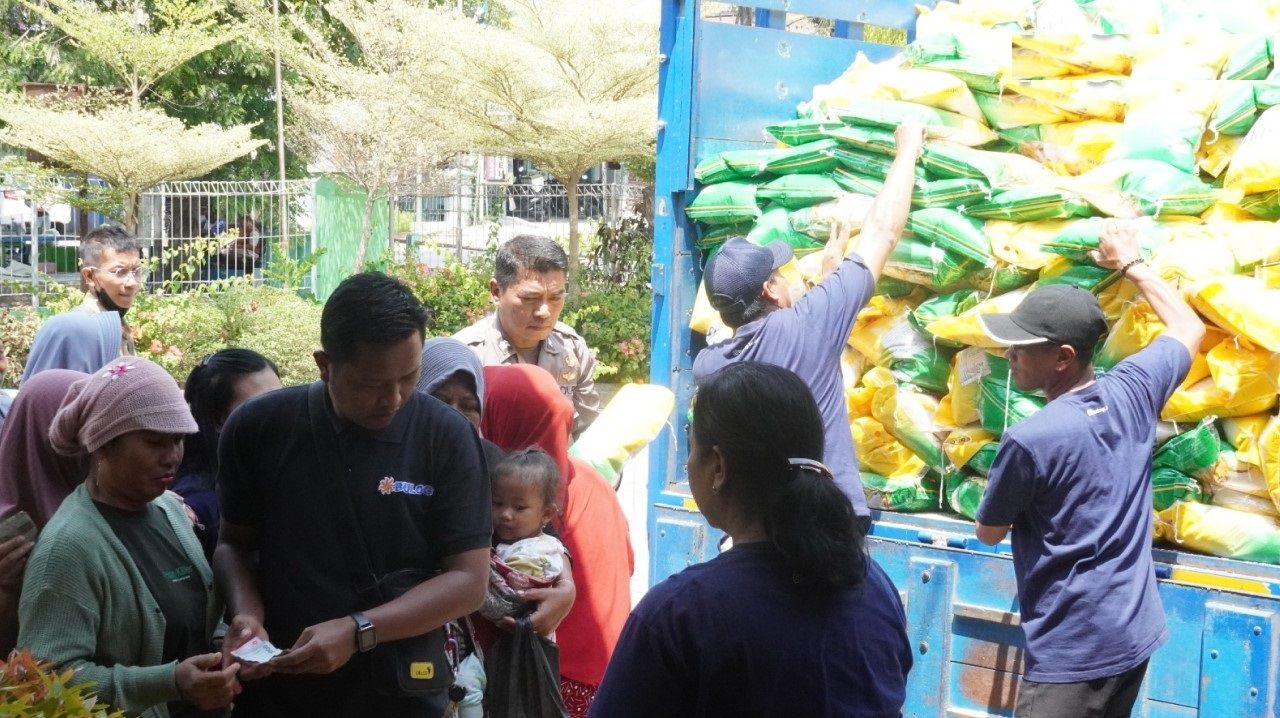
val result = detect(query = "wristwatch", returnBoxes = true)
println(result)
[351,611,376,652]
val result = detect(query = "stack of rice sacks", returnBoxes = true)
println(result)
[684,0,1280,564]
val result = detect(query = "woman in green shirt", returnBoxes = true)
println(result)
[18,358,240,718]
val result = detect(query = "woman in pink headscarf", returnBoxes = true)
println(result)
[0,369,89,653]
[482,364,634,717]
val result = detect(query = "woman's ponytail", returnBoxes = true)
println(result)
[692,362,866,592]
[765,460,865,589]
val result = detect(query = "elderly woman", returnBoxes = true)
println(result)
[18,358,240,718]
[482,364,633,717]
[0,369,90,654]
[590,362,912,717]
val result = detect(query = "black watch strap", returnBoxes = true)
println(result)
[351,611,376,652]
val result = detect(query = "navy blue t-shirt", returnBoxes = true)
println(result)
[693,255,875,515]
[976,336,1192,683]
[590,543,911,717]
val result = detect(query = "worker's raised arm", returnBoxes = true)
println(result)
[842,122,925,281]
[1089,221,1205,359]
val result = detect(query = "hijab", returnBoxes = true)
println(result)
[483,366,633,687]
[0,370,90,528]
[416,337,486,413]
[20,311,121,383]
[481,364,574,494]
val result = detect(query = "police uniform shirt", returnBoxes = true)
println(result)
[454,313,601,437]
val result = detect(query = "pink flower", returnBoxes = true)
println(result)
[149,339,164,354]
[165,345,184,360]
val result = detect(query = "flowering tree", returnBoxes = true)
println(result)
[277,0,457,271]
[438,0,658,285]
[0,102,264,232]
[19,0,240,109]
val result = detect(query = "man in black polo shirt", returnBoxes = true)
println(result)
[213,272,491,716]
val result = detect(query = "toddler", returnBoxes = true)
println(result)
[480,448,567,623]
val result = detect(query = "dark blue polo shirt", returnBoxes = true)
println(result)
[591,543,911,717]
[977,336,1192,682]
[693,255,876,516]
[218,382,491,713]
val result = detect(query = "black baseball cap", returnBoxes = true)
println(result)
[978,284,1107,353]
[705,237,793,319]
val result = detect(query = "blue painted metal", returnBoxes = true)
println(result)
[650,2,1280,715]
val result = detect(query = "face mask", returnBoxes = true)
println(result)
[96,288,129,317]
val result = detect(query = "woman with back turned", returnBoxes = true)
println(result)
[591,361,912,718]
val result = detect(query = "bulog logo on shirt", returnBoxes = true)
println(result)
[377,476,434,497]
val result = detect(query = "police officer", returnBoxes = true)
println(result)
[454,235,600,437]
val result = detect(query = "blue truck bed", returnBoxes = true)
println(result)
[649,2,1280,715]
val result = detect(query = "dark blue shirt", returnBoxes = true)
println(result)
[693,255,875,515]
[976,336,1192,683]
[590,543,911,717]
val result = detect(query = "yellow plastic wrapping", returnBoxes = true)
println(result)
[1261,416,1280,515]
[943,426,999,469]
[851,416,927,478]
[872,383,947,471]
[1154,501,1280,564]
[815,53,986,121]
[986,218,1090,270]
[926,286,1033,348]
[1005,78,1127,122]
[1034,120,1124,175]
[1200,134,1244,179]
[1222,414,1273,468]
[1096,299,1166,368]
[1225,106,1280,195]
[689,279,731,340]
[1163,340,1280,421]
[939,347,988,427]
[1190,275,1280,353]
[1011,35,1133,77]
[570,384,675,488]
[1130,33,1230,81]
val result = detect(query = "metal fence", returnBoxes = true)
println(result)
[139,180,316,292]
[397,181,649,265]
[0,175,647,301]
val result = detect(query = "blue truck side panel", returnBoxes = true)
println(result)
[651,2,1280,715]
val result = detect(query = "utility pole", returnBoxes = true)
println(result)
[273,0,290,263]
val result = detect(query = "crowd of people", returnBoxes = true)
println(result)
[0,119,1203,718]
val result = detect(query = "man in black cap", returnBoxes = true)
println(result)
[974,221,1205,718]
[692,122,926,520]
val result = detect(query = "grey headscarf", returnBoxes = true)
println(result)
[417,337,485,413]
[20,311,122,384]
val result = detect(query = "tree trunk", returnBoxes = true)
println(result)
[565,176,580,292]
[354,191,375,272]
[124,190,140,235]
